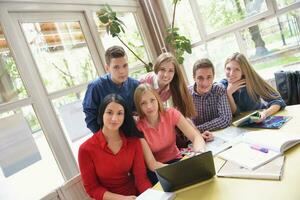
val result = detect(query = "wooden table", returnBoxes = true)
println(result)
[154,105,300,200]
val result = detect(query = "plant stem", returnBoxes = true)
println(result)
[171,0,178,29]
[117,35,149,67]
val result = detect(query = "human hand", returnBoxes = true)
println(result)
[122,195,137,200]
[133,115,140,122]
[227,79,246,95]
[202,131,214,142]
[255,111,268,123]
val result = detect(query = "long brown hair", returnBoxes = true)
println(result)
[225,52,280,101]
[154,52,196,118]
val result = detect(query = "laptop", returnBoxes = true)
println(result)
[155,151,216,192]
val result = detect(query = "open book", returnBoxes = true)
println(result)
[217,130,300,170]
[137,189,175,200]
[233,111,292,129]
[217,156,285,180]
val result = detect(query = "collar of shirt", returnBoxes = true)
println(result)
[95,130,128,153]
[191,82,217,98]
[106,73,128,89]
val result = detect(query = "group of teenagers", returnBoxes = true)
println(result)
[78,45,286,200]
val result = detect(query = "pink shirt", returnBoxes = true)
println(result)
[136,108,182,163]
[140,72,172,102]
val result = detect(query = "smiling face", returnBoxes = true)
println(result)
[139,90,159,119]
[193,68,214,95]
[225,60,243,83]
[105,57,129,85]
[102,102,125,132]
[156,61,175,87]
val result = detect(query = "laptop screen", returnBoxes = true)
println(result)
[155,151,215,192]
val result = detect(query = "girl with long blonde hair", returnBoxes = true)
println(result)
[220,52,286,121]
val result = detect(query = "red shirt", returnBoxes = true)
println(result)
[78,130,151,200]
[137,108,182,163]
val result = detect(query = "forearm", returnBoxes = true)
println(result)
[227,93,237,114]
[103,191,133,200]
[191,135,206,152]
[263,104,281,117]
[176,115,205,152]
[197,115,231,132]
[84,109,100,133]
[140,139,165,171]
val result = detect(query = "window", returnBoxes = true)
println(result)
[0,25,27,104]
[196,0,267,34]
[93,12,150,78]
[0,24,64,200]
[183,34,239,82]
[240,8,300,78]
[161,0,201,43]
[160,0,300,83]
[277,0,300,9]
[22,22,98,93]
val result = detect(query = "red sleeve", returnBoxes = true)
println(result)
[78,145,107,200]
[132,140,152,193]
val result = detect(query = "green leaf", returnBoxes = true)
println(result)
[177,56,184,64]
[99,14,109,24]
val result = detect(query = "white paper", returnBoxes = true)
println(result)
[0,113,41,177]
[59,100,91,142]
[137,189,175,200]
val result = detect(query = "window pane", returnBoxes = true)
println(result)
[94,12,150,69]
[0,106,64,200]
[161,0,201,43]
[196,0,267,34]
[51,91,92,160]
[277,0,300,9]
[22,22,98,93]
[240,8,300,78]
[0,25,28,104]
[184,34,239,83]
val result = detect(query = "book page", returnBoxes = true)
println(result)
[218,142,279,170]
[243,131,300,153]
[137,189,175,200]
[217,156,285,180]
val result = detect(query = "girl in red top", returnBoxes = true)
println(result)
[78,94,151,200]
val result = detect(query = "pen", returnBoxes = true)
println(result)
[250,145,268,153]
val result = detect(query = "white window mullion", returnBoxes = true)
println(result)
[188,0,207,42]
[235,31,247,56]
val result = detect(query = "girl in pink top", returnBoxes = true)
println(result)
[134,84,207,163]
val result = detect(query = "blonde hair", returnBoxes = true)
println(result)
[154,52,196,118]
[225,52,280,101]
[134,83,165,117]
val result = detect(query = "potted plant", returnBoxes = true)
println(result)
[97,1,192,72]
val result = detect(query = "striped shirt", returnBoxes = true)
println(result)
[188,83,232,132]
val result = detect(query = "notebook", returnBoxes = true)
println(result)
[217,156,285,180]
[217,130,300,170]
[232,111,291,129]
[243,115,292,129]
[137,189,175,200]
[232,111,260,127]
[155,151,215,192]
